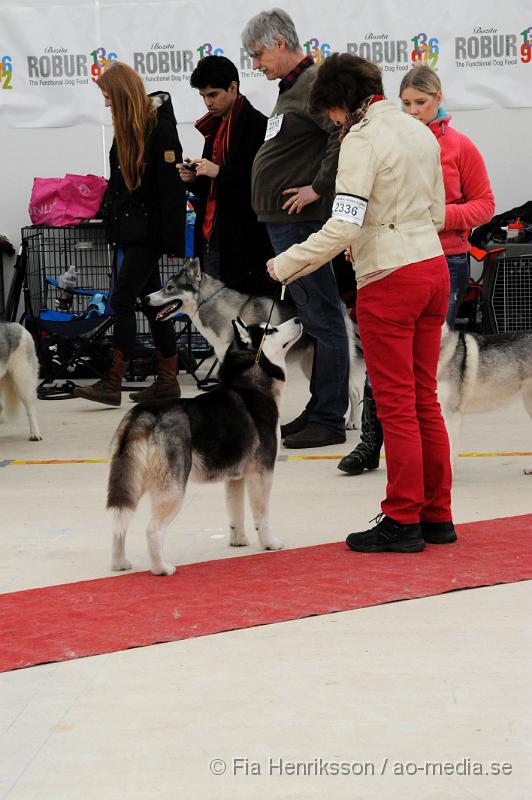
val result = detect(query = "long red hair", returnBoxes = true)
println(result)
[97,62,156,191]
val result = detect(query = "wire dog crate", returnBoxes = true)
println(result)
[481,242,532,333]
[16,223,214,385]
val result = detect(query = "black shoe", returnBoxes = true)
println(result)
[280,412,308,438]
[337,384,383,475]
[346,514,425,553]
[283,423,346,449]
[420,521,457,544]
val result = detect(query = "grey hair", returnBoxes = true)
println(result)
[242,8,301,54]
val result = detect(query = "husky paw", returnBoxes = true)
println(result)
[230,536,249,547]
[111,558,132,571]
[29,434,43,441]
[263,537,284,551]
[151,563,176,576]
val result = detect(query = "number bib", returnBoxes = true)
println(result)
[265,114,284,141]
[332,194,368,226]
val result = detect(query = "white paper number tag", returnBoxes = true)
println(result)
[332,193,368,226]
[265,114,284,140]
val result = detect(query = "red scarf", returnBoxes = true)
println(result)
[339,94,385,141]
[195,93,245,241]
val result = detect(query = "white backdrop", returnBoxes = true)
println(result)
[2,0,532,128]
[1,0,532,294]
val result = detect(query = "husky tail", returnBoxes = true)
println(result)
[107,410,153,571]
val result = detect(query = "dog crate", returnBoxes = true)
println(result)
[12,224,214,386]
[481,242,532,333]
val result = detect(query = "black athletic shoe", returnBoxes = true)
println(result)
[420,521,457,544]
[283,423,346,449]
[280,412,308,438]
[346,514,425,553]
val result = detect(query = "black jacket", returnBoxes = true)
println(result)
[191,96,275,295]
[103,91,186,256]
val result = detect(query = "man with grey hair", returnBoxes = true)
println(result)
[242,8,349,449]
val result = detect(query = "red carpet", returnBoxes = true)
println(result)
[1,513,531,672]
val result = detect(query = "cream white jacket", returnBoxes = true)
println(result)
[273,100,445,286]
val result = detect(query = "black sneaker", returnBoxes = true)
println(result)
[420,521,457,544]
[346,514,425,553]
[283,423,346,449]
[280,412,308,438]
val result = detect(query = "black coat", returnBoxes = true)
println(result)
[191,97,275,295]
[103,91,186,256]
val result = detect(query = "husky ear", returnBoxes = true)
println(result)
[183,257,202,283]
[232,318,252,348]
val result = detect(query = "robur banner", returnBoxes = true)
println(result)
[1,0,532,128]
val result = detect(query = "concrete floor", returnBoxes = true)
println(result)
[1,363,531,799]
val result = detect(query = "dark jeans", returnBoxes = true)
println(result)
[445,253,470,328]
[202,240,221,281]
[110,245,176,361]
[267,220,349,434]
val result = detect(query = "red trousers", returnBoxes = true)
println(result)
[357,256,452,523]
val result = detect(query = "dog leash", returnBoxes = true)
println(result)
[255,284,287,364]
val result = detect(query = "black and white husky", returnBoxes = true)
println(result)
[107,317,303,575]
[438,325,532,465]
[0,322,42,441]
[145,258,365,429]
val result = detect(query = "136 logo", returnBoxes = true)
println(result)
[196,43,224,58]
[411,33,439,68]
[90,47,118,83]
[303,37,332,64]
[1,54,13,90]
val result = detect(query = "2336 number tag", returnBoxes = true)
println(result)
[332,193,368,226]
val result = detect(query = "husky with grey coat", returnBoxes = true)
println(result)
[145,258,365,429]
[438,325,532,465]
[0,322,42,441]
[108,317,303,576]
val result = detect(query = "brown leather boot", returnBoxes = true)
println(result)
[73,349,128,406]
[129,352,181,402]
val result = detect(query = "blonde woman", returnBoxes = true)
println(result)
[400,65,494,327]
[74,62,186,406]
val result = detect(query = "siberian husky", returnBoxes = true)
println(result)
[107,317,303,576]
[145,258,365,429]
[438,325,532,466]
[0,322,42,441]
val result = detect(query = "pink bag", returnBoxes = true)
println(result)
[29,174,108,226]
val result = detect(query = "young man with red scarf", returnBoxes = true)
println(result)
[178,56,274,296]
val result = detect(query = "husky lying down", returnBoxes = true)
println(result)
[145,258,365,430]
[438,326,532,466]
[0,322,42,441]
[107,317,303,575]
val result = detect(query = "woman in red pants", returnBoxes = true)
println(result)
[266,53,454,553]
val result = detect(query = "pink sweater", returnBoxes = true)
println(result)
[428,114,494,255]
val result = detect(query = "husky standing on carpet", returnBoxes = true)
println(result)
[438,325,532,465]
[0,322,42,441]
[145,258,365,430]
[107,317,303,576]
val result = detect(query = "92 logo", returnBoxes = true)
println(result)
[1,55,13,90]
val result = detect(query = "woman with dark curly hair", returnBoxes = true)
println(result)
[266,53,455,553]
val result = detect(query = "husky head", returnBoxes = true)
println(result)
[144,257,203,320]
[220,317,302,383]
